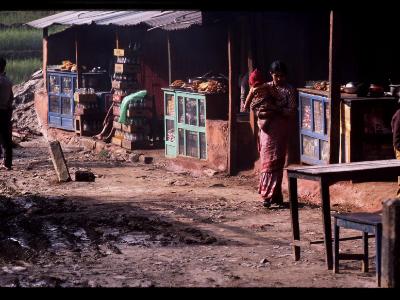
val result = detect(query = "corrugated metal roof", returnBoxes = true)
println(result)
[26,10,202,31]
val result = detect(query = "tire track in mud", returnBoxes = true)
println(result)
[0,195,227,264]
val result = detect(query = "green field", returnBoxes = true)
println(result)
[0,11,61,84]
[6,58,42,84]
[0,11,60,25]
[0,28,42,52]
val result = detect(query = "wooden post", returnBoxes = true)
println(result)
[167,32,172,85]
[382,198,400,288]
[42,27,48,87]
[116,29,119,49]
[328,10,341,164]
[228,24,239,176]
[48,140,71,182]
[75,30,81,89]
[247,16,256,134]
[246,15,258,162]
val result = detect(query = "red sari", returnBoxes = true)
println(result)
[257,81,297,203]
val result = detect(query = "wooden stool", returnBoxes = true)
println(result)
[333,212,382,287]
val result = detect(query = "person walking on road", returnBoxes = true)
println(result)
[0,57,14,170]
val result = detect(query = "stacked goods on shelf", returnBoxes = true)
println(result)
[111,98,123,146]
[111,45,138,147]
[118,90,153,150]
[112,45,140,92]
[110,44,153,149]
[169,78,227,94]
[168,72,228,94]
[60,60,77,72]
[74,88,103,136]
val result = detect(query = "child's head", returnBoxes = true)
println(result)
[249,69,266,87]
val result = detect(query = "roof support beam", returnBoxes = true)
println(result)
[42,27,48,87]
[246,15,258,163]
[75,29,81,89]
[167,32,172,85]
[228,23,239,175]
[328,10,341,164]
[116,28,119,48]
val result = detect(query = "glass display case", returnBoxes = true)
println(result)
[299,92,330,165]
[47,71,77,130]
[299,89,396,165]
[163,89,207,159]
[164,91,176,156]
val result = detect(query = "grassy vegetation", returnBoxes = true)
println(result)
[0,27,42,83]
[0,11,63,84]
[0,28,42,51]
[0,11,60,25]
[6,58,42,84]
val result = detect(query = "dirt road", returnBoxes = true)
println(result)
[0,136,381,287]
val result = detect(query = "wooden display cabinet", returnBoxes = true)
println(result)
[298,88,397,165]
[47,71,77,131]
[298,91,330,165]
[162,88,228,160]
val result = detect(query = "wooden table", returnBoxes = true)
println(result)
[286,159,400,270]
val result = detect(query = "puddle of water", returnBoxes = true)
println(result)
[102,228,120,238]
[42,222,71,251]
[120,234,151,245]
[7,237,31,250]
[73,228,90,242]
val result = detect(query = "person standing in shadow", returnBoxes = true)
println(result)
[0,57,14,170]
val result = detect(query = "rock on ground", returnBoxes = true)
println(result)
[11,69,44,137]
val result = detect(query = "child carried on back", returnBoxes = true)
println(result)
[243,69,277,130]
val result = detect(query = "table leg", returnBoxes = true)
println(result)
[320,177,333,270]
[334,218,339,273]
[362,232,369,273]
[288,176,300,261]
[376,224,382,287]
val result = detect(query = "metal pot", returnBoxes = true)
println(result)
[343,82,358,94]
[369,84,384,97]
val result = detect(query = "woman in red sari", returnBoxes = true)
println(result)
[254,61,297,208]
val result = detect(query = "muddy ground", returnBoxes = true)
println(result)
[0,134,392,287]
